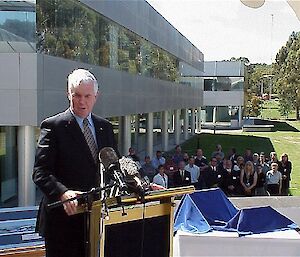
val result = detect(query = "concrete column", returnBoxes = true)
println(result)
[197,107,202,133]
[213,106,217,124]
[134,114,139,150]
[118,115,131,156]
[18,126,36,206]
[161,110,169,151]
[191,108,196,135]
[118,116,123,155]
[174,109,181,145]
[238,106,243,127]
[146,112,154,159]
[183,109,189,140]
[1,127,17,204]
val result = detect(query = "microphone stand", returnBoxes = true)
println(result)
[47,183,115,257]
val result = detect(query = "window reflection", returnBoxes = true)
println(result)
[204,77,244,91]
[0,2,35,52]
[37,0,180,83]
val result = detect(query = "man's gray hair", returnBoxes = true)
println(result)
[68,68,98,95]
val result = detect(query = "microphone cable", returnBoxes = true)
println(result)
[140,201,146,257]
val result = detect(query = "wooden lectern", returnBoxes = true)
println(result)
[86,186,194,257]
[0,186,194,257]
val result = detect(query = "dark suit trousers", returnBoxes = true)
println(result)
[45,212,85,257]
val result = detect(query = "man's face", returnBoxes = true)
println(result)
[188,158,194,166]
[179,161,185,170]
[196,149,203,157]
[68,81,98,118]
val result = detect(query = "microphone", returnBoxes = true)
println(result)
[119,156,147,196]
[99,147,127,191]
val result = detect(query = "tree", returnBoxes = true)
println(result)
[244,63,273,117]
[274,31,300,120]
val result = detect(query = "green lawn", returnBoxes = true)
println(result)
[261,99,296,120]
[178,120,300,195]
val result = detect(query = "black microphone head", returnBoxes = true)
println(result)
[99,147,119,169]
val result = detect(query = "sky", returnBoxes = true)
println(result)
[146,0,300,64]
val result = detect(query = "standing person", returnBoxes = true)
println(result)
[243,148,253,162]
[151,150,166,169]
[172,145,184,166]
[255,164,267,196]
[268,151,279,165]
[185,157,200,189]
[141,156,157,182]
[153,165,168,188]
[200,157,221,189]
[173,161,191,187]
[219,159,241,196]
[32,69,118,257]
[278,153,292,196]
[266,163,282,195]
[240,161,257,196]
[194,148,208,171]
[259,152,270,174]
[211,144,225,160]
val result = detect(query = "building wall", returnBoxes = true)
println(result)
[38,54,203,124]
[0,53,37,125]
[203,91,244,107]
[204,61,245,77]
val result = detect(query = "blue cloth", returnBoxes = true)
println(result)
[174,194,211,234]
[174,188,298,236]
[174,188,238,233]
[218,206,298,235]
[189,188,238,226]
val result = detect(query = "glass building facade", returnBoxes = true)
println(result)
[204,77,244,91]
[37,0,181,83]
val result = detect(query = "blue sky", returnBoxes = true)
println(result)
[147,0,300,64]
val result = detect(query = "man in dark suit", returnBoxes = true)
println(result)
[32,69,117,257]
[173,160,191,187]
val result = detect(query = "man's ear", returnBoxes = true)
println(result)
[95,92,100,100]
[67,91,71,101]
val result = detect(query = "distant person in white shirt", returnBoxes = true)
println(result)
[151,150,166,169]
[185,157,200,187]
[153,165,168,189]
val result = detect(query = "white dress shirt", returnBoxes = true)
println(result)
[153,173,168,188]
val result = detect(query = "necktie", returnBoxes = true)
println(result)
[83,118,98,164]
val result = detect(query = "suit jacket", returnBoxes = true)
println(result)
[173,169,191,187]
[32,109,117,256]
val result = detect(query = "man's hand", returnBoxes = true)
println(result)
[150,183,166,190]
[60,190,82,216]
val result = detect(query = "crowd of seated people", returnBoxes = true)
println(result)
[126,145,292,196]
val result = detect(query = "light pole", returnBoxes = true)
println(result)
[262,74,274,100]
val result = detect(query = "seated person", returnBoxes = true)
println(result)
[141,156,157,182]
[173,161,191,187]
[219,159,241,196]
[153,165,168,189]
[266,162,282,195]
